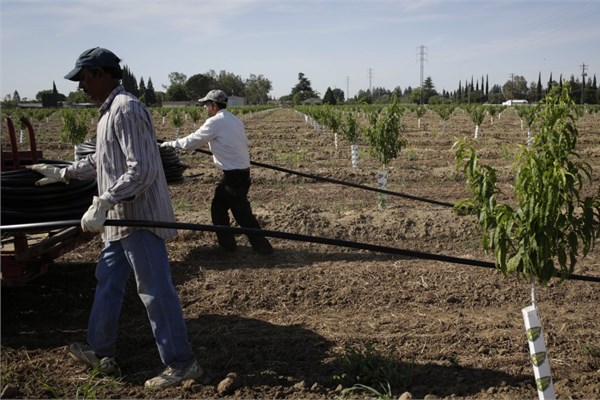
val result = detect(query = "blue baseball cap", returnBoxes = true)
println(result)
[64,47,121,81]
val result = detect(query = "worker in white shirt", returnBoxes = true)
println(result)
[161,89,274,256]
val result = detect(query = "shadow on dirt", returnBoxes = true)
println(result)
[2,260,531,398]
[394,362,531,398]
[180,244,410,272]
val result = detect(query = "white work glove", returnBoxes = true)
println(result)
[26,164,69,186]
[81,196,112,233]
[160,141,175,148]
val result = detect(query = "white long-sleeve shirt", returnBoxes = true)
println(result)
[169,109,250,171]
[65,86,177,241]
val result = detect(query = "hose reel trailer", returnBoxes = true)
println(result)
[1,116,97,287]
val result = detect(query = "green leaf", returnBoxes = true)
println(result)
[453,87,599,284]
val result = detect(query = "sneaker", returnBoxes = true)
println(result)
[68,342,117,375]
[144,360,204,389]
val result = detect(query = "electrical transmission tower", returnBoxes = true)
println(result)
[416,45,428,104]
[346,76,350,100]
[580,63,588,104]
[509,73,515,102]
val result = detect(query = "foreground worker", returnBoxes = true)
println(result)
[161,89,274,256]
[27,47,201,389]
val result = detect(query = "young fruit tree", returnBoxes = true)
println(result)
[170,109,184,139]
[339,112,360,168]
[515,105,537,146]
[187,106,202,128]
[414,105,427,130]
[324,109,341,149]
[364,94,406,209]
[453,87,599,400]
[434,105,454,132]
[468,106,485,139]
[60,109,89,160]
[487,105,499,126]
[157,107,169,126]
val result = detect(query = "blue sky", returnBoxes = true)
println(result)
[1,0,599,101]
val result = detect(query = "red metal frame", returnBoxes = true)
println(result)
[1,228,96,287]
[1,116,43,170]
[1,116,95,287]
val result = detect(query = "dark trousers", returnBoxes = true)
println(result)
[211,169,273,254]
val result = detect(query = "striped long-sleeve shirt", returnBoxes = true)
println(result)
[65,86,176,242]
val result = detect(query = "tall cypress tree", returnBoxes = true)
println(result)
[592,75,598,104]
[323,87,336,105]
[145,78,158,106]
[122,65,140,97]
[537,72,543,101]
[139,77,146,98]
[559,74,563,90]
[481,75,484,99]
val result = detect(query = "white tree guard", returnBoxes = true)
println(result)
[377,169,387,209]
[334,132,338,149]
[522,305,556,400]
[351,144,359,168]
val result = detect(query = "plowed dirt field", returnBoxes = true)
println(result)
[2,106,599,399]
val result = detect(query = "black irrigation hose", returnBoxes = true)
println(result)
[1,143,185,227]
[2,219,599,284]
[75,141,96,160]
[75,140,188,183]
[159,146,188,183]
[1,162,98,225]
[193,148,455,208]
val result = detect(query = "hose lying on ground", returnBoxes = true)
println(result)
[2,219,599,284]
[193,148,455,208]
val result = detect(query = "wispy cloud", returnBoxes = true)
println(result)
[2,0,261,37]
[2,0,598,99]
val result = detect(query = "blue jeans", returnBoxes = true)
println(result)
[86,230,195,370]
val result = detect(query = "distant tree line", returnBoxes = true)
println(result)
[160,70,273,105]
[330,72,599,105]
[1,66,274,108]
[2,67,599,108]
